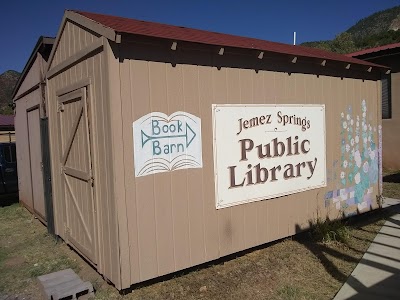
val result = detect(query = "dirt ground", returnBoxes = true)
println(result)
[0,200,393,300]
[1,170,399,299]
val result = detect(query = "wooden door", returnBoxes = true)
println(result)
[58,87,96,264]
[27,108,46,221]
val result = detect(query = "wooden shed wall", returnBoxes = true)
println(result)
[15,88,41,209]
[14,53,47,220]
[46,21,120,287]
[108,40,382,288]
[14,53,46,99]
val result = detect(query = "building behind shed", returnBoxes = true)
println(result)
[45,11,387,289]
[348,44,400,170]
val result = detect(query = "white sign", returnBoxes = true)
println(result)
[213,104,326,209]
[133,112,202,177]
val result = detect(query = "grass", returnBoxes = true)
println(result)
[0,201,81,297]
[0,171,399,299]
[383,169,400,199]
[309,217,351,244]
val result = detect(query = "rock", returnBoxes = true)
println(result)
[199,286,207,293]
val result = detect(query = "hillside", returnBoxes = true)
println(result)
[301,6,400,54]
[347,6,400,40]
[0,70,20,115]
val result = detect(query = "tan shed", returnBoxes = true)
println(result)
[45,10,388,289]
[13,36,54,224]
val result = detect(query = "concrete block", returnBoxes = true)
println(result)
[37,268,94,300]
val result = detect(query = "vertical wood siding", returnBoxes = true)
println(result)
[27,107,45,219]
[111,42,381,287]
[15,57,45,99]
[47,21,120,288]
[15,88,43,216]
[14,53,48,218]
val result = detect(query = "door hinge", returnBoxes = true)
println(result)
[90,177,94,187]
[57,103,64,113]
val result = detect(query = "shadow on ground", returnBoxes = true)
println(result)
[383,172,400,183]
[0,193,19,207]
[295,204,400,300]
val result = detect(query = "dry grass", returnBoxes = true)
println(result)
[383,169,400,199]
[1,171,400,299]
[0,195,392,300]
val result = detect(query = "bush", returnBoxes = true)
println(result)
[310,217,351,244]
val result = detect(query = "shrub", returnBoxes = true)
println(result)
[310,217,351,244]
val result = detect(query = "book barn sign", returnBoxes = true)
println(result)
[213,104,326,209]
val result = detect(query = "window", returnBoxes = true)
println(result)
[382,74,392,119]
[3,144,16,163]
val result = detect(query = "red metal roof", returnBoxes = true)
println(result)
[74,10,387,69]
[347,42,400,57]
[0,115,14,127]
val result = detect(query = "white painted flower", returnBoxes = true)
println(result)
[357,115,360,121]
[343,121,347,129]
[351,119,354,126]
[341,112,344,118]
[355,136,359,144]
[355,150,362,167]
[369,149,376,160]
[347,114,351,120]
[346,144,350,152]
[341,171,345,179]
[355,172,361,184]
[368,136,371,142]
[363,112,366,118]
[362,99,366,106]
[356,121,359,127]
[363,124,367,131]
[364,137,367,144]
[347,127,350,132]
[363,161,369,173]
[343,160,348,168]
[351,138,355,146]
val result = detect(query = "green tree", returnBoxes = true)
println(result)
[331,32,357,54]
[0,104,14,115]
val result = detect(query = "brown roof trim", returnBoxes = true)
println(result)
[347,42,400,57]
[73,10,388,71]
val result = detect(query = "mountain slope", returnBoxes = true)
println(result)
[0,70,20,115]
[301,6,400,54]
[347,6,400,40]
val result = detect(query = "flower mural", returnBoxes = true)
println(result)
[325,99,379,213]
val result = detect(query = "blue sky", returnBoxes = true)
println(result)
[1,0,399,74]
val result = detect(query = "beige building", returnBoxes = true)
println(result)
[348,44,400,170]
[41,11,388,289]
[13,36,54,224]
[0,115,15,142]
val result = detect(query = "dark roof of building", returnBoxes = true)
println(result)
[74,10,387,70]
[0,115,14,127]
[347,42,400,57]
[12,36,55,100]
